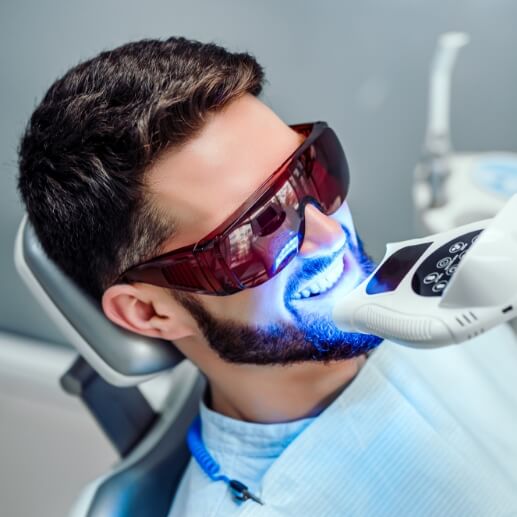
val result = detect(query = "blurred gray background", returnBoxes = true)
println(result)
[1,0,516,515]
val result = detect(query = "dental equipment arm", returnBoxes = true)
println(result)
[332,194,517,348]
[418,32,469,209]
[425,32,469,157]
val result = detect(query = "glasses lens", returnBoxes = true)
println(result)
[217,125,349,291]
[216,203,302,290]
[307,127,349,213]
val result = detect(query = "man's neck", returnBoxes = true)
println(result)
[207,355,367,423]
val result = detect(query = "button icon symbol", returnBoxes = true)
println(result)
[424,272,441,284]
[437,257,452,269]
[432,279,448,293]
[449,241,467,254]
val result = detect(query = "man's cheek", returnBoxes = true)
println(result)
[251,273,295,323]
[331,203,358,247]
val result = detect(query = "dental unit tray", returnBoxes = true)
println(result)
[333,193,517,348]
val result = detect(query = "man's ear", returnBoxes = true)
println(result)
[101,283,195,341]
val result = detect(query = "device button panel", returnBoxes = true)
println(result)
[412,230,482,297]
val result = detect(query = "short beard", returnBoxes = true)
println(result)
[173,292,381,365]
[171,233,382,365]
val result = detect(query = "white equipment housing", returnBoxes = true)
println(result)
[333,194,517,347]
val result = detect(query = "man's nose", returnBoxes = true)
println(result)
[298,203,347,258]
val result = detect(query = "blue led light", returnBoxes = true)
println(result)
[274,235,299,272]
[281,225,384,356]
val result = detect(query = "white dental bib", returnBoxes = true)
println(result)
[170,323,517,517]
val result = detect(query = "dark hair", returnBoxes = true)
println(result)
[17,36,265,301]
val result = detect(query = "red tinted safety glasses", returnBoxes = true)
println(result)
[117,121,350,295]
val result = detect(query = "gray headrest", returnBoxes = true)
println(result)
[14,216,183,387]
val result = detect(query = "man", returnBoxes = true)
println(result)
[18,37,517,516]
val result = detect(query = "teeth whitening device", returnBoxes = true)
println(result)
[333,193,517,347]
[333,33,517,348]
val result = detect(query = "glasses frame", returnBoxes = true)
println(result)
[118,121,348,295]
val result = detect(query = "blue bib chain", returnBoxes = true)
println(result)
[186,415,264,505]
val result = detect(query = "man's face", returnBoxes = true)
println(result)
[146,94,382,364]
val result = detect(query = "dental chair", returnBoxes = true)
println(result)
[14,216,205,517]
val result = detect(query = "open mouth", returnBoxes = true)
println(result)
[291,256,346,300]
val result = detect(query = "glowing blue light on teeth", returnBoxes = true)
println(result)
[274,235,299,271]
[294,261,343,299]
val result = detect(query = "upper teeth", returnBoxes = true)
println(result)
[292,258,344,299]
